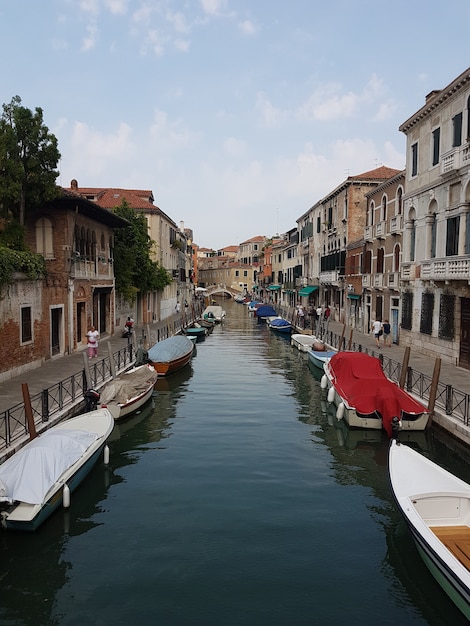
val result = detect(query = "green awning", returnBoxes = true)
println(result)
[268,285,281,290]
[347,294,360,300]
[298,285,318,297]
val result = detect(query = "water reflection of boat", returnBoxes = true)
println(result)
[154,363,193,393]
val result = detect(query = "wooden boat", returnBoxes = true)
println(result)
[0,409,114,531]
[267,317,292,334]
[202,305,226,323]
[291,333,318,352]
[99,364,157,420]
[307,348,336,370]
[147,335,194,376]
[389,439,470,620]
[321,351,429,436]
[184,323,207,341]
[197,317,215,332]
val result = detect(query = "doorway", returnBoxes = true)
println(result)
[459,298,470,369]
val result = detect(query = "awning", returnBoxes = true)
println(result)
[347,294,361,300]
[298,285,318,297]
[268,285,281,290]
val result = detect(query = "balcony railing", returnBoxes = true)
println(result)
[362,274,371,287]
[375,221,386,239]
[389,214,403,234]
[364,225,373,242]
[441,144,470,175]
[421,256,470,281]
[387,272,400,288]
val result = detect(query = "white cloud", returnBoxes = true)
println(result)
[255,92,288,128]
[174,38,190,52]
[81,20,98,51]
[223,137,247,156]
[239,20,256,36]
[105,0,128,15]
[200,0,227,16]
[150,109,201,150]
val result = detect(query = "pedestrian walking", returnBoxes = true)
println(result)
[175,301,181,314]
[371,319,383,348]
[383,320,391,346]
[86,326,99,358]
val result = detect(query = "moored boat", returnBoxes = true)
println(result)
[322,351,429,436]
[202,305,226,323]
[99,364,157,420]
[291,333,318,352]
[267,317,292,334]
[147,335,194,376]
[307,348,336,370]
[254,304,277,321]
[389,439,470,620]
[0,408,114,531]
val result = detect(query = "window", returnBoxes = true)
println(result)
[446,216,460,256]
[432,127,440,166]
[21,306,32,343]
[397,188,403,215]
[467,96,470,141]
[393,244,400,272]
[439,294,455,340]
[401,292,413,331]
[410,219,416,262]
[420,292,434,335]
[363,250,372,273]
[35,217,54,258]
[430,214,437,258]
[381,195,387,222]
[452,112,463,147]
[376,248,384,273]
[411,143,418,176]
[317,216,321,233]
[368,201,375,227]
[466,212,470,255]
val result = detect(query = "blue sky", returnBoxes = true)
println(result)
[1,0,469,249]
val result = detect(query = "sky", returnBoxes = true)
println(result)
[1,1,470,250]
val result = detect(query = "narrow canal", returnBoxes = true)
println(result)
[1,299,469,625]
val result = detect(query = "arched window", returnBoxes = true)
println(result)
[377,247,384,273]
[393,243,400,272]
[381,195,387,222]
[80,227,86,255]
[100,233,105,250]
[91,231,97,260]
[410,219,416,262]
[363,249,372,273]
[35,217,53,258]
[368,201,375,227]
[430,213,437,258]
[397,188,403,215]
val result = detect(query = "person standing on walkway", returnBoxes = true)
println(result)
[383,320,391,347]
[175,301,181,314]
[87,326,99,358]
[371,319,383,348]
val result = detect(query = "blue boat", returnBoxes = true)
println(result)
[254,304,277,320]
[267,317,292,334]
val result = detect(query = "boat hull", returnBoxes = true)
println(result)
[147,336,194,376]
[307,349,336,370]
[0,409,114,531]
[389,440,470,620]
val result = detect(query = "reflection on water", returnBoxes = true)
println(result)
[1,298,469,626]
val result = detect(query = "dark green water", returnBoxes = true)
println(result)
[1,300,470,625]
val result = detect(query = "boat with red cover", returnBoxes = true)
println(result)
[321,351,429,436]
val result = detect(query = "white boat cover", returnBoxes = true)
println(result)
[0,429,98,505]
[147,335,193,364]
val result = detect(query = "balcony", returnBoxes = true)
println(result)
[387,272,400,289]
[362,274,371,287]
[421,256,470,282]
[372,273,384,288]
[375,221,386,239]
[441,144,470,176]
[364,225,373,242]
[389,215,403,234]
[320,270,340,285]
[401,262,418,281]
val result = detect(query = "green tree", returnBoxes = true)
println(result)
[113,200,172,303]
[0,96,60,226]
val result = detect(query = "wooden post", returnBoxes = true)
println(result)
[348,328,353,351]
[83,352,92,390]
[108,343,116,378]
[338,324,346,352]
[399,347,411,389]
[22,383,37,441]
[426,358,441,427]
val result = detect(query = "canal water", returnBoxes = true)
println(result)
[1,299,470,626]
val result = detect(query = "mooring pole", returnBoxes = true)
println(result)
[399,347,411,389]
[22,383,37,441]
[426,358,441,427]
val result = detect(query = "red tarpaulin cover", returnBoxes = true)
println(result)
[328,352,427,436]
